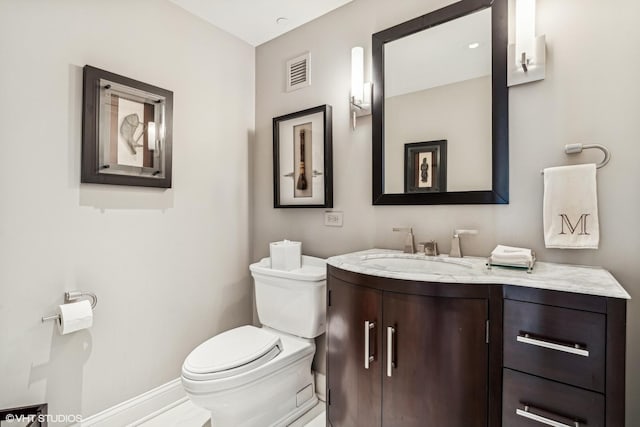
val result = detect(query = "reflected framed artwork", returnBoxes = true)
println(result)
[272,105,333,208]
[81,65,173,188]
[404,140,447,193]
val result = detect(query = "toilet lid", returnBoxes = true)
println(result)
[182,325,282,380]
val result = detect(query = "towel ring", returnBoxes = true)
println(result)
[564,143,610,169]
[540,143,611,174]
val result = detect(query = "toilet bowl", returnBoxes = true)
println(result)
[181,256,326,427]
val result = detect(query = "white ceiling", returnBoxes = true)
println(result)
[169,0,353,46]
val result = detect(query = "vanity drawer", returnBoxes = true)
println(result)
[503,368,604,427]
[503,299,605,392]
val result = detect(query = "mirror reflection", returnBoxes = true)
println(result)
[383,8,492,194]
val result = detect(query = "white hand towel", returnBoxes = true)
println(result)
[490,245,533,266]
[491,245,532,255]
[543,164,599,249]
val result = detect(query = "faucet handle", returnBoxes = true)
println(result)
[393,226,413,233]
[450,229,477,258]
[393,226,415,254]
[454,229,478,237]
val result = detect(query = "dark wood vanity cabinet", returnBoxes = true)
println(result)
[326,267,626,427]
[501,286,626,427]
[327,266,502,427]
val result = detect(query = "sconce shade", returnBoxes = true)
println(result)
[508,0,545,86]
[515,0,535,65]
[351,47,364,103]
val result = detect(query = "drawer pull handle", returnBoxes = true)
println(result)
[516,405,580,427]
[387,326,395,377]
[516,334,589,357]
[364,321,375,369]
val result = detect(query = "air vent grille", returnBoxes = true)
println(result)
[286,52,310,92]
[290,60,307,85]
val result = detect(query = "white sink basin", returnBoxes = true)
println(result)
[360,254,475,275]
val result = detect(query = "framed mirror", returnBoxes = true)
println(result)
[372,0,508,205]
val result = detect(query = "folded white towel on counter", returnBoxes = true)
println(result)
[543,164,599,249]
[490,245,533,266]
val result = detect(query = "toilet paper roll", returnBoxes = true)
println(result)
[270,240,302,271]
[57,300,93,335]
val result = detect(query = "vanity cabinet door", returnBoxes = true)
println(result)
[382,292,489,427]
[327,277,382,427]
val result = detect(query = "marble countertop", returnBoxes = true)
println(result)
[327,249,631,299]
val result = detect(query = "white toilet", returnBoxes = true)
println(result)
[181,255,326,427]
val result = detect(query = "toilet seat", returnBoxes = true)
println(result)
[182,325,282,381]
[181,326,315,395]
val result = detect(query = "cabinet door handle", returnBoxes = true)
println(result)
[516,333,589,357]
[516,404,580,427]
[387,326,395,377]
[364,321,375,369]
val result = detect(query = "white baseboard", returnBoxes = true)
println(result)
[79,373,325,426]
[315,372,326,402]
[79,378,185,427]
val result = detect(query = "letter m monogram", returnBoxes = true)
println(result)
[559,213,590,235]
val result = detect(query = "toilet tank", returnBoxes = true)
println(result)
[249,256,326,338]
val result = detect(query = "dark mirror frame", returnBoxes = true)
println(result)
[372,0,508,205]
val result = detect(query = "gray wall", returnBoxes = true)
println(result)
[254,0,640,424]
[0,0,254,418]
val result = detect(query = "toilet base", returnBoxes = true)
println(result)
[274,395,318,427]
[199,361,317,427]
[184,331,317,427]
[209,394,318,427]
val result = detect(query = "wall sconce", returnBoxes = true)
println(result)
[507,0,546,86]
[350,46,372,129]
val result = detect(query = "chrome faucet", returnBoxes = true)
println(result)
[393,227,415,254]
[449,229,478,258]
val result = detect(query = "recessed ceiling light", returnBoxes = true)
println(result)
[276,17,288,25]
[468,42,480,49]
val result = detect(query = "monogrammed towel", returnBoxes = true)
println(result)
[543,164,599,249]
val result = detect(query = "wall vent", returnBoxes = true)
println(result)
[286,52,310,92]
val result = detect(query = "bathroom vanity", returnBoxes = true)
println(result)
[325,250,629,427]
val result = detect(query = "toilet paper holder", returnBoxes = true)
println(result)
[41,291,98,323]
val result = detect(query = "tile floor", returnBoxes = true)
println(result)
[136,399,326,427]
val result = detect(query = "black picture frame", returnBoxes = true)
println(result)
[404,140,447,193]
[371,0,508,205]
[272,105,333,208]
[81,65,173,188]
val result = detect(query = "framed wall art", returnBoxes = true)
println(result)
[404,140,447,193]
[273,105,333,208]
[81,65,173,188]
